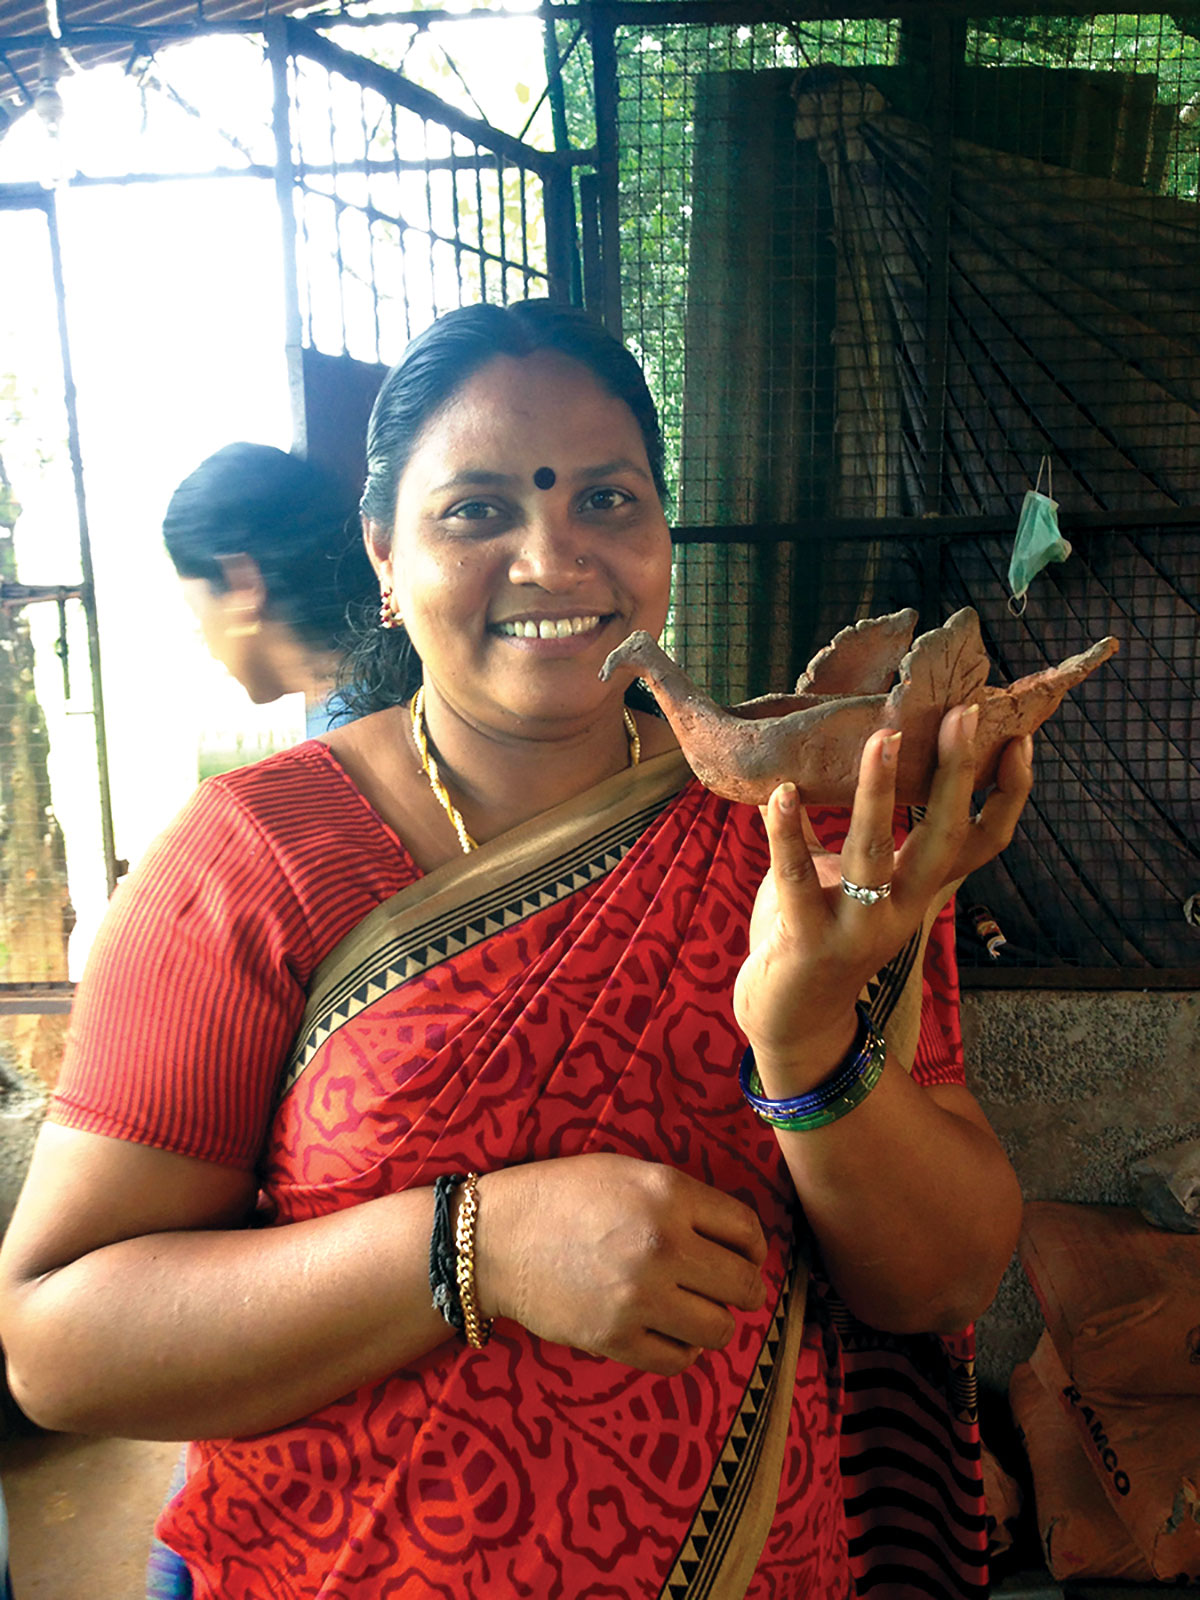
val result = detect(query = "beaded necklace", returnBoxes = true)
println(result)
[409,685,641,855]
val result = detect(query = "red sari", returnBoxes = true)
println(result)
[160,754,851,1598]
[59,745,986,1598]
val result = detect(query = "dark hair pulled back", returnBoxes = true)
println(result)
[163,442,376,656]
[344,299,668,716]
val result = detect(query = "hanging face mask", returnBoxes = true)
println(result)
[1008,458,1071,615]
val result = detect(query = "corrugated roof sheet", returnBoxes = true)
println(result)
[0,1,308,109]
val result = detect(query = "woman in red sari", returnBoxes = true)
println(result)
[0,302,1028,1600]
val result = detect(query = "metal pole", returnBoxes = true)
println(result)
[590,6,622,337]
[542,0,582,304]
[267,18,306,451]
[578,169,603,315]
[913,16,961,517]
[542,166,578,304]
[43,190,119,895]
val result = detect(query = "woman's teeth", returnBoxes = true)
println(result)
[497,615,600,639]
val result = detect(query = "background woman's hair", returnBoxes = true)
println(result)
[163,442,377,655]
[346,299,669,714]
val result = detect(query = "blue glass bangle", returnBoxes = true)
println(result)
[739,1002,887,1131]
[747,1051,886,1132]
[740,1002,871,1116]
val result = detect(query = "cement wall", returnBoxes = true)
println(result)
[966,986,1200,1389]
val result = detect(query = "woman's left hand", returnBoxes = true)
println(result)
[733,705,1034,1080]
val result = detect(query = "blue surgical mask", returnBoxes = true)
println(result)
[1009,466,1071,614]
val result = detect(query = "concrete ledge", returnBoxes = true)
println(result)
[965,989,1200,1388]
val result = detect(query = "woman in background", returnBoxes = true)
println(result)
[156,440,379,1596]
[164,441,377,735]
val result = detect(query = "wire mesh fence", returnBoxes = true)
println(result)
[666,522,1198,971]
[941,523,1198,971]
[616,8,1200,975]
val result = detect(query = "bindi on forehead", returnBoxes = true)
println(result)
[532,466,556,490]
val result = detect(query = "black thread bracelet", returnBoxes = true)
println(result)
[429,1172,467,1331]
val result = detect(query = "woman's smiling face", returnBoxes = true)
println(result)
[375,349,672,739]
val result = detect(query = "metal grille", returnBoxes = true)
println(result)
[616,9,1200,976]
[278,20,565,367]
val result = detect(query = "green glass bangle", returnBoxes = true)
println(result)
[744,1018,887,1132]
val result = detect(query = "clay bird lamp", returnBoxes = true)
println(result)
[600,607,1119,806]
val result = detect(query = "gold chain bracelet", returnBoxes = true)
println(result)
[454,1172,493,1348]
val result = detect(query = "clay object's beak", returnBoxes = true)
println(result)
[970,636,1120,791]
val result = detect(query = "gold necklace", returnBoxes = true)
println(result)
[624,707,641,767]
[409,687,641,856]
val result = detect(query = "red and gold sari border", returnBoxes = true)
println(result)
[280,751,694,1095]
[662,1241,810,1599]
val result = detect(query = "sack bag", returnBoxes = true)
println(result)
[1019,1200,1200,1397]
[1010,1350,1154,1582]
[1029,1331,1200,1580]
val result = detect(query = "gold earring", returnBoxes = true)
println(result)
[379,586,404,630]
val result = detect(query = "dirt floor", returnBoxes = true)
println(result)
[0,1425,1186,1599]
[0,1428,182,1599]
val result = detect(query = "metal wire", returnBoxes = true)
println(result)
[617,9,1200,974]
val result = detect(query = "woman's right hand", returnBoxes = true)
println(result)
[0,1132,764,1439]
[475,1154,768,1375]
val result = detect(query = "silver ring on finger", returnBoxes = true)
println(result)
[841,875,893,907]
